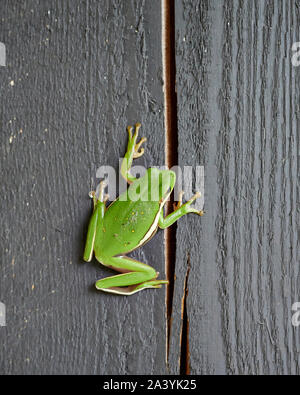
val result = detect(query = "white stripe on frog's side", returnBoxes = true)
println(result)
[98,285,158,296]
[137,190,172,247]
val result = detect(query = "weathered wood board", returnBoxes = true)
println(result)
[0,0,167,375]
[169,0,300,375]
[0,0,299,376]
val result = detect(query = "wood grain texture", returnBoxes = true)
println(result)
[0,0,167,374]
[169,0,300,375]
[1,0,299,376]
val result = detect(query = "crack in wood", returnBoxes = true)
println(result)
[162,0,180,367]
[179,254,191,375]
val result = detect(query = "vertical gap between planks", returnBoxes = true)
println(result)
[180,255,191,375]
[162,0,180,366]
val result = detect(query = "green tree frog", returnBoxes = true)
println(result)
[83,123,203,295]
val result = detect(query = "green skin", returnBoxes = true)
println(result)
[83,123,203,295]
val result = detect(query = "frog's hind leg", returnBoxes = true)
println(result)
[95,255,168,295]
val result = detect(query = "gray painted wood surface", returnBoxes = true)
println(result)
[169,0,300,375]
[0,0,299,375]
[0,0,167,375]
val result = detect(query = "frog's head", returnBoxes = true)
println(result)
[145,167,176,203]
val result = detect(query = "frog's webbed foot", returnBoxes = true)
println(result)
[173,191,203,216]
[89,181,109,208]
[121,123,147,184]
[159,191,204,229]
[185,192,204,216]
[133,137,147,158]
[88,190,98,208]
[128,123,147,159]
[173,190,185,211]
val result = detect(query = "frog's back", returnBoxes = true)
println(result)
[98,198,160,257]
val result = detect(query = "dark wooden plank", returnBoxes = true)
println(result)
[169,0,300,374]
[0,0,167,374]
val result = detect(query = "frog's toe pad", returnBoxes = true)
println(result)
[133,137,147,159]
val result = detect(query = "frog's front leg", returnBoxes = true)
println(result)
[120,123,147,184]
[83,182,108,262]
[158,192,204,229]
[95,256,168,295]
